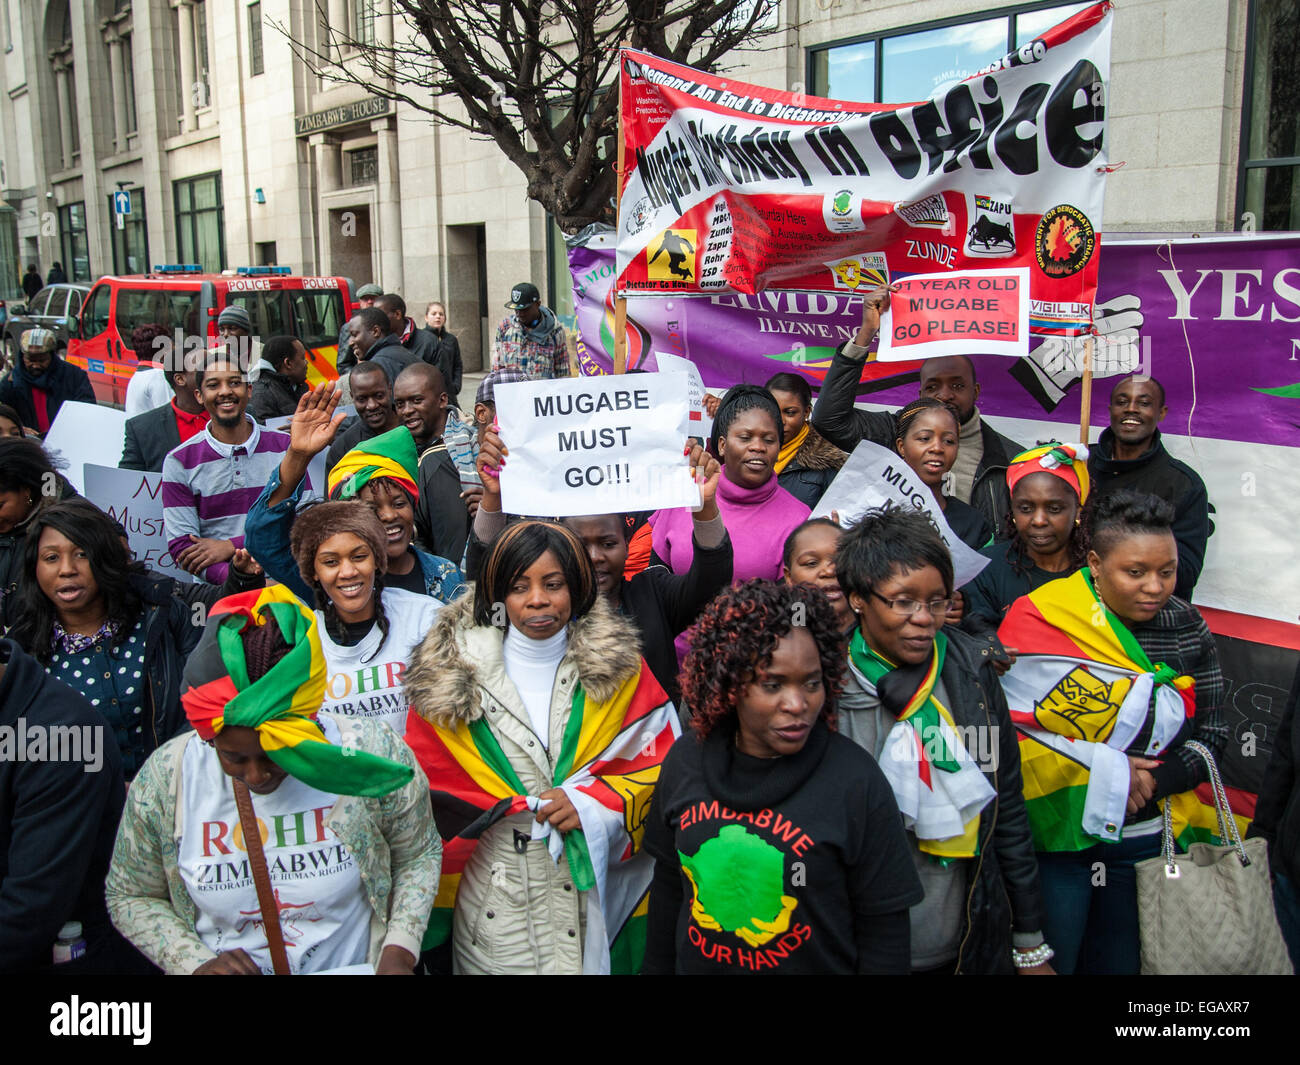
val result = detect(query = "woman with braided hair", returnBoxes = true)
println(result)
[650,384,809,585]
[288,501,441,737]
[893,396,991,550]
[643,579,922,974]
[962,443,1091,633]
[106,586,439,974]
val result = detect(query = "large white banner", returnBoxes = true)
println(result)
[616,3,1111,333]
[495,374,701,518]
[812,439,990,588]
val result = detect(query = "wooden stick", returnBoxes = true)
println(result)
[1078,333,1094,444]
[613,45,629,375]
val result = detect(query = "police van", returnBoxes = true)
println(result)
[66,265,356,405]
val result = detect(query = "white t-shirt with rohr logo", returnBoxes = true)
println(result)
[177,718,371,975]
[315,587,441,737]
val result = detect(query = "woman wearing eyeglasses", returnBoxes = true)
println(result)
[834,505,1050,975]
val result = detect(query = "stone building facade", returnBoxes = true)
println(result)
[0,1,1292,370]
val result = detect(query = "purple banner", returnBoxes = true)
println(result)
[572,229,1300,448]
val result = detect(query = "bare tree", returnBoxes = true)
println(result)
[279,1,782,232]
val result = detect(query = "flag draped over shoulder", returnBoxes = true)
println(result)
[997,570,1196,852]
[404,662,679,974]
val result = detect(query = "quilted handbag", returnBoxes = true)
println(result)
[1136,741,1292,974]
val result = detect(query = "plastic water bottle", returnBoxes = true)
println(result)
[53,921,86,965]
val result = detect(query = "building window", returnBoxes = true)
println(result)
[58,202,91,282]
[808,1,1089,102]
[249,2,264,76]
[256,240,277,265]
[1239,0,1300,230]
[348,146,377,186]
[356,0,377,46]
[110,188,149,274]
[173,172,226,273]
[122,34,137,134]
[195,0,211,107]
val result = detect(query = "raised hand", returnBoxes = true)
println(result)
[856,283,902,345]
[687,442,721,520]
[476,426,508,502]
[288,382,346,460]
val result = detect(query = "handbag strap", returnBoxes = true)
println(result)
[1159,740,1249,874]
[232,777,292,975]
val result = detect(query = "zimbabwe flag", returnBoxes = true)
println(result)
[998,570,1198,852]
[404,662,679,974]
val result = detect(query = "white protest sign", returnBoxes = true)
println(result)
[653,352,713,441]
[495,373,700,518]
[813,439,989,588]
[43,402,128,492]
[83,463,191,582]
[876,267,1030,362]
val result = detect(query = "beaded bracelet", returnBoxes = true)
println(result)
[1012,943,1055,968]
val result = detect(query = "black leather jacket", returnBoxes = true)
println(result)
[810,341,1022,535]
[839,625,1045,973]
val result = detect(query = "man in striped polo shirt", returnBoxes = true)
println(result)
[162,349,314,583]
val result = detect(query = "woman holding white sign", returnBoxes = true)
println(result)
[651,385,809,586]
[470,426,733,707]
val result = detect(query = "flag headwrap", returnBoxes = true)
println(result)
[1007,443,1090,503]
[327,425,419,502]
[181,585,413,797]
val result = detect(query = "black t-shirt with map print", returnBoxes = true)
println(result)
[644,720,923,974]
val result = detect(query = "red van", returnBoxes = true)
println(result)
[66,265,356,406]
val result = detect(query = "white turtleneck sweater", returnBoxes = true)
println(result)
[502,626,569,749]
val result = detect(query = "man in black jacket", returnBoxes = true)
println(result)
[0,638,127,973]
[336,282,383,373]
[20,265,41,301]
[1087,374,1210,601]
[325,361,402,477]
[811,290,1023,537]
[0,328,95,434]
[249,335,309,423]
[120,358,210,472]
[394,362,470,563]
[347,307,418,387]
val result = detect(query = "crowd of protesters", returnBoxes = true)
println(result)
[0,276,1295,979]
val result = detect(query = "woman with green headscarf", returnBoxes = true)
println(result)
[106,586,440,974]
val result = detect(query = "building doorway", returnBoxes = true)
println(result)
[446,223,487,372]
[328,205,372,288]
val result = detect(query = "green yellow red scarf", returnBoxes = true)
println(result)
[181,586,413,797]
[327,425,419,502]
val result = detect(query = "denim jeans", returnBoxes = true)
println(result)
[1035,832,1163,974]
